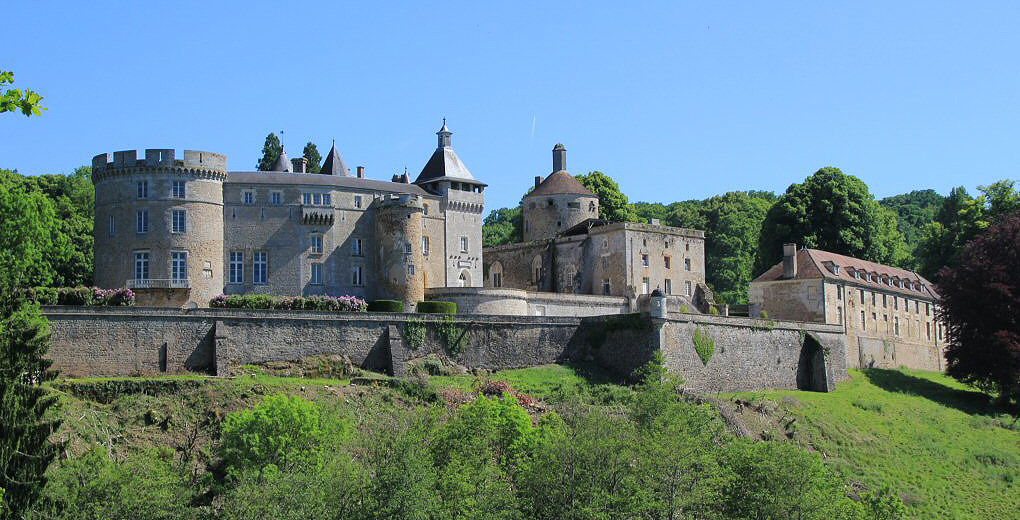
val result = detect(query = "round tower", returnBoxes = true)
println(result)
[522,143,599,242]
[374,193,426,308]
[91,148,226,307]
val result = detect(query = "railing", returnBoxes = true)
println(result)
[127,279,191,289]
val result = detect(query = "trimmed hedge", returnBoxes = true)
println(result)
[21,286,135,306]
[210,294,367,312]
[416,301,457,314]
[367,300,405,313]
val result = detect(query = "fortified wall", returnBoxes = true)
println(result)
[43,307,849,393]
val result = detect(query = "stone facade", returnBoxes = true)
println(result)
[92,124,484,308]
[750,245,945,371]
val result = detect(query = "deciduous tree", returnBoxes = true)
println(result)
[575,171,637,222]
[482,207,522,247]
[0,71,45,117]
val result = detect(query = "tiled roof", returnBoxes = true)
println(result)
[753,248,939,300]
[526,171,595,198]
[226,172,430,196]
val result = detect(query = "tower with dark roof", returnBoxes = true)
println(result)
[319,140,349,176]
[522,143,599,242]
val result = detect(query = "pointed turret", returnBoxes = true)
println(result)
[272,146,292,172]
[320,140,350,176]
[414,120,486,193]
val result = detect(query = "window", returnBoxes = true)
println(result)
[872,292,877,306]
[602,279,611,295]
[641,254,649,267]
[664,279,672,295]
[603,239,609,250]
[354,195,362,209]
[684,258,691,271]
[303,193,312,205]
[859,289,865,304]
[253,251,268,284]
[310,263,322,284]
[602,257,609,270]
[685,280,692,296]
[926,322,931,341]
[228,252,244,283]
[837,285,843,300]
[137,180,148,199]
[685,243,690,252]
[915,300,920,313]
[567,201,580,209]
[108,215,115,236]
[925,303,930,316]
[460,236,469,253]
[171,209,186,233]
[493,271,502,287]
[423,203,429,216]
[322,193,331,206]
[872,312,877,328]
[589,201,596,213]
[172,180,185,199]
[313,193,322,205]
[134,252,149,280]
[882,294,887,308]
[404,242,412,255]
[171,251,188,280]
[136,209,149,233]
[837,306,843,325]
[422,236,430,256]
[352,238,363,256]
[894,297,898,310]
[310,234,323,254]
[351,265,363,285]
[641,277,650,294]
[894,316,900,336]
[407,264,416,276]
[271,191,282,205]
[243,190,255,205]
[861,310,866,329]
[664,256,671,269]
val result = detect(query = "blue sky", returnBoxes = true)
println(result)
[4,1,1019,211]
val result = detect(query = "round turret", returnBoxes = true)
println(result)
[374,193,426,307]
[91,148,227,307]
[522,144,599,241]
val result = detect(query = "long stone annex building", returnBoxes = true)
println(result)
[91,122,485,308]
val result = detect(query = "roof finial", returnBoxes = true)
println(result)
[437,119,452,148]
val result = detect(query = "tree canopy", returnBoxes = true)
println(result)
[575,171,637,222]
[482,207,522,248]
[257,133,283,171]
[938,210,1020,406]
[879,189,945,264]
[754,167,908,276]
[0,71,45,117]
[303,142,322,174]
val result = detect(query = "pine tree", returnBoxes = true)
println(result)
[256,133,283,171]
[303,142,322,174]
[0,301,61,517]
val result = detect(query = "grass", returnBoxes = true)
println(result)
[730,368,1020,519]
[427,362,624,400]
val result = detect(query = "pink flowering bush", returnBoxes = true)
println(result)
[210,294,367,312]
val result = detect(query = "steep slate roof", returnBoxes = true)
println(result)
[272,147,292,172]
[526,171,596,198]
[320,141,349,176]
[227,172,430,196]
[415,147,482,184]
[753,248,939,300]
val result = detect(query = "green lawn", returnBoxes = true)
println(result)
[733,369,1020,519]
[427,361,624,399]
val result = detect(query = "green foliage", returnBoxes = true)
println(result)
[302,141,321,173]
[416,301,457,314]
[211,293,367,312]
[0,302,60,517]
[482,206,522,247]
[693,326,715,366]
[0,70,45,117]
[860,487,910,520]
[403,318,427,350]
[220,394,340,474]
[256,132,283,171]
[754,167,908,276]
[21,286,134,307]
[436,315,466,355]
[880,189,945,261]
[575,170,638,222]
[367,299,405,312]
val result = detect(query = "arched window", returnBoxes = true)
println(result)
[490,262,503,288]
[531,255,543,285]
[458,270,471,287]
[589,201,596,213]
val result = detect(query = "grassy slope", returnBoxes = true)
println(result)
[731,369,1020,519]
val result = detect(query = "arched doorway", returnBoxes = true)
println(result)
[458,270,471,287]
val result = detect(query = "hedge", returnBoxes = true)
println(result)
[416,301,457,314]
[210,294,367,312]
[367,300,404,313]
[20,287,135,306]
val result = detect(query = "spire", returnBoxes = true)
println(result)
[272,145,292,172]
[320,139,350,176]
[437,118,452,149]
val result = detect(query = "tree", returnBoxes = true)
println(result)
[482,207,522,247]
[754,167,908,276]
[880,189,945,246]
[303,142,322,174]
[938,211,1020,407]
[0,171,65,289]
[575,171,637,222]
[19,168,95,286]
[256,133,283,171]
[0,302,61,517]
[0,71,45,117]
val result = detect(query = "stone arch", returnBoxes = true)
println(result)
[458,269,471,287]
[489,261,503,287]
[531,255,543,285]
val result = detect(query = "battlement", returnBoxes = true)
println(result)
[92,149,227,172]
[377,192,424,209]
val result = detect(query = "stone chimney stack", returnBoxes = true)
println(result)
[552,143,567,172]
[357,166,365,178]
[534,176,544,189]
[783,243,798,279]
[291,157,307,173]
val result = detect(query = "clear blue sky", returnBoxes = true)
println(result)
[4,1,1019,211]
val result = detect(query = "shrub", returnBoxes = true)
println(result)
[221,394,335,474]
[209,294,366,312]
[416,301,457,314]
[693,326,715,366]
[19,286,135,306]
[367,300,404,313]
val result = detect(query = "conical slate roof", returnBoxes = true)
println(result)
[320,141,349,176]
[272,147,292,172]
[526,171,595,198]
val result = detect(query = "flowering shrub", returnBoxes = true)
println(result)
[210,294,367,312]
[24,286,135,306]
[474,379,539,409]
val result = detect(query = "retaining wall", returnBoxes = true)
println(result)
[425,287,629,317]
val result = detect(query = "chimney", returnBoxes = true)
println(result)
[534,176,544,189]
[291,157,307,173]
[552,143,566,172]
[783,243,797,279]
[356,166,365,178]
